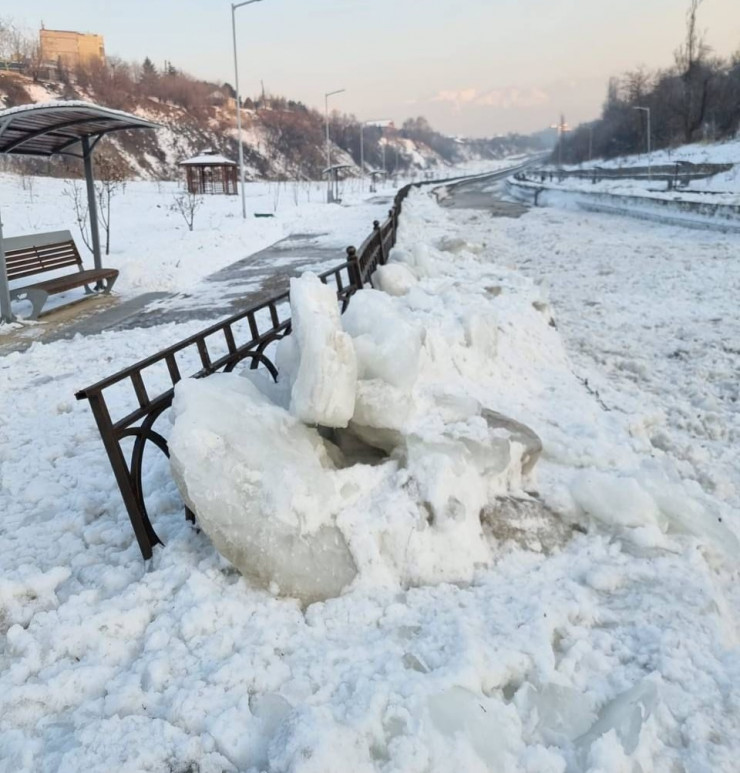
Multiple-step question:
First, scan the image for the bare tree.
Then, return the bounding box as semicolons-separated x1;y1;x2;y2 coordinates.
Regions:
62;180;94;255
95;154;128;255
675;0;714;141
171;191;203;232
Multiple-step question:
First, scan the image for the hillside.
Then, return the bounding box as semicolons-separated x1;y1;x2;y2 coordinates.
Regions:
0;70;541;182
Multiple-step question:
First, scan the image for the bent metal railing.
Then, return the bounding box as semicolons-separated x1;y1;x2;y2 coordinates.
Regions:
75;186;410;559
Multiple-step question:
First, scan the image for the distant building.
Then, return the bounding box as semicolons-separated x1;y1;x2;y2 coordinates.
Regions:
39;28;105;70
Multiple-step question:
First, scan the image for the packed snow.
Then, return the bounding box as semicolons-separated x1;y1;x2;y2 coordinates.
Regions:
0;169;738;772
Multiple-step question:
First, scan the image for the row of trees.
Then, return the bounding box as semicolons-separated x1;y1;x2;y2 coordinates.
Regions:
556;0;740;165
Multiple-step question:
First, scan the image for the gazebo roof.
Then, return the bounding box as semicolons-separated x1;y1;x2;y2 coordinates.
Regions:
180;152;237;167
0;100;159;158
322;164;355;175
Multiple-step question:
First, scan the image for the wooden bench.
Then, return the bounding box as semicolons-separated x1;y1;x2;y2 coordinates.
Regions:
4;230;118;319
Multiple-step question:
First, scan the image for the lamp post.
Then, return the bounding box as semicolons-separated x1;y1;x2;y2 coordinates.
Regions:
360;119;391;191
232;0;263;219
633;106;652;180
588;124;594;162
325;88;345;202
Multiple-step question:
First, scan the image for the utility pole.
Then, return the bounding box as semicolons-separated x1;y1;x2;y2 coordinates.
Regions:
231;0;264;219
324;88;345;203
633;106;652;181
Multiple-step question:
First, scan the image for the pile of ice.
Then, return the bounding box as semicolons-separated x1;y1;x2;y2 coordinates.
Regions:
170;263;546;603
170;191;738;604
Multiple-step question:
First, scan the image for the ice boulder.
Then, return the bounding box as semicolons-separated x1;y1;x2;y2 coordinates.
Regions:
169;374;357;604
570;471;663;530
342;289;423;389
575;677;660;763
285;273;357;428
372;262;418;296
427;686;522;769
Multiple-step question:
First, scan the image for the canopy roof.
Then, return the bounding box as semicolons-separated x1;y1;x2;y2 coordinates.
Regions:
0;100;159;158
180;152;236;167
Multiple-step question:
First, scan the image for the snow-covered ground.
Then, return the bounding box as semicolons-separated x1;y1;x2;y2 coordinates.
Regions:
0;174;394;314
0;172;738;771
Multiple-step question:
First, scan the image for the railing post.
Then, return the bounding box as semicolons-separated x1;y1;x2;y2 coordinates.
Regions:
347;246;363;290
373;220;387;265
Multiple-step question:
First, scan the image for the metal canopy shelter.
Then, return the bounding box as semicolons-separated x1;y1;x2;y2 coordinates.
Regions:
0;101;159;322
322;164;354;204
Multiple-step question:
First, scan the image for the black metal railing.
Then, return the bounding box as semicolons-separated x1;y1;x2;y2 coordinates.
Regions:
76;185;411;558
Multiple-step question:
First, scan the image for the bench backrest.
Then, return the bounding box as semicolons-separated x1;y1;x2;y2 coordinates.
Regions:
3;230;82;281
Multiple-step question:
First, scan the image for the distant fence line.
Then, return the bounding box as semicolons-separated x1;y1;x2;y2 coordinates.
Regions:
517;161;732;190
506;176;740;233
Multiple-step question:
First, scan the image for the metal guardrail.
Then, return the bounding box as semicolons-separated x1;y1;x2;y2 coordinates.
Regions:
519;161;732;188
75;185;411;558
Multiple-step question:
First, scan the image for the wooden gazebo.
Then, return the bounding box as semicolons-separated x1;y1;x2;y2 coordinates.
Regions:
179;150;238;195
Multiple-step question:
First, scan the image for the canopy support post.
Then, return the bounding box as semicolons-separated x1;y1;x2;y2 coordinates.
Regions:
82;135;102;273
0;209;15;323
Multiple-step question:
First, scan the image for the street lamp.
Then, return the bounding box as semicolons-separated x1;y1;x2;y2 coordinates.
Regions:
325;88;345;202
232;0;263;219
633;106;652;180
360;119;391;191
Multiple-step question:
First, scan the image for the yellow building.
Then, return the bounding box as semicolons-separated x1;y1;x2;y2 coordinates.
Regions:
39;29;105;69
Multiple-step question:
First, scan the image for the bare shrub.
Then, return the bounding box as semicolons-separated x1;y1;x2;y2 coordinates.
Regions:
171;191;203;232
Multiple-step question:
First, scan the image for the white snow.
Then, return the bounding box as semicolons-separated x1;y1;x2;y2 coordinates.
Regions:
0;166;738;771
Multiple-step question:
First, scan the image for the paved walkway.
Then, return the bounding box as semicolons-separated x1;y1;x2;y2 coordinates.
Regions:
0;231;353;354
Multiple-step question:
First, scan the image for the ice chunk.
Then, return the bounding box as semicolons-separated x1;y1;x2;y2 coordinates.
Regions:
576;677;660;759
373;263;418;296
342;289;423;389
482;409;542;477
351;379;413;432
515;682;596;742
639;477;740;560
464;313;498;359
288;273;357;428
570;471;663;529
169;374;357;604
428;686;520;768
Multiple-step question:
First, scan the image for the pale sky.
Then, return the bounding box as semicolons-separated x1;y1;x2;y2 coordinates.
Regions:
17;0;740;137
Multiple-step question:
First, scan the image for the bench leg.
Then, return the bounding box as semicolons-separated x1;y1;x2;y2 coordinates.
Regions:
25;289;48;320
103;274;118;295
83;275;117;295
